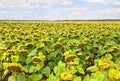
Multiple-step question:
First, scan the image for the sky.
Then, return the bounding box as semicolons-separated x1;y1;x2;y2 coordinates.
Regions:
0;0;120;20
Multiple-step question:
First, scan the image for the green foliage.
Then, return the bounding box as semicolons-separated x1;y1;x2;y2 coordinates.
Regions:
41;66;51;77
8;76;16;81
0;22;120;81
87;66;98;72
73;76;81;81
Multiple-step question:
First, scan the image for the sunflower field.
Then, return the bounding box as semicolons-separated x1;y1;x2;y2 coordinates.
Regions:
0;21;120;81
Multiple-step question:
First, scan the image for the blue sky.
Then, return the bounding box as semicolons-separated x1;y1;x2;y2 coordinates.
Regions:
0;0;120;20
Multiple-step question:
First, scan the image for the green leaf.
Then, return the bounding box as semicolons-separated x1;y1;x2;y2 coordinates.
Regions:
83;75;91;81
49;74;58;81
91;74;104;81
39;52;46;59
87;66;98;72
41;66;51;77
54;66;59;75
58;61;66;69
99;49;106;55
70;66;77;74
74;76;81;81
105;54;113;60
29;66;36;73
17;73;25;81
115;59;120;70
26;56;32;64
28;74;42;81
2;69;9;80
53;61;66;76
76;65;85;74
35;63;44;71
91;71;104;81
8;76;16;81
28;49;38;56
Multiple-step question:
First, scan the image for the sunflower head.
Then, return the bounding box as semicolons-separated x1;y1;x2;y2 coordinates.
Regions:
19;49;28;53
67;61;79;66
37;43;45;50
60;72;73;80
65;54;77;62
7;63;22;72
54;43;62;49
78;42;86;48
32;56;43;64
26;43;34;49
0;47;7;52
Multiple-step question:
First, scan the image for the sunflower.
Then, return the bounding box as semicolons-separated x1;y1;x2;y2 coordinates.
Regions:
54;43;62;49
65;54;77;62
78;42;86;48
60;72;73;80
32;56;43;64
7;63;22;72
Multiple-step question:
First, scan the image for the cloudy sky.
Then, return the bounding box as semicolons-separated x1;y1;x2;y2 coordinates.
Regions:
0;0;120;20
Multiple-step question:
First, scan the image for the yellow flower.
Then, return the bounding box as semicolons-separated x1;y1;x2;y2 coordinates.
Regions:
7;63;22;72
60;72;73;80
26;43;33;49
32;56;43;64
65;54;77;62
78;42;86;48
54;43;62;49
0;47;7;52
19;49;28;53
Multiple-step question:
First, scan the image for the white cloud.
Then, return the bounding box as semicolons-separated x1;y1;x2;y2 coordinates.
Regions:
57;7;120;20
0;0;26;5
0;11;23;19
112;1;120;6
0;0;72;8
85;0;106;4
85;0;116;5
0;0;119;20
0;0;34;8
28;0;72;5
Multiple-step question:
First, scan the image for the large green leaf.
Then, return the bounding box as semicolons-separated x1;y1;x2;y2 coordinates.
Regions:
28;74;42;81
74;76;81;81
17;73;25;81
115;59;120;70
49;74;58;81
91;71;104;81
26;56;32;64
8;76;16;81
87;65;98;72
76;65;85;74
41;66;51;77
83;75;91;81
29;65;36;73
28;49;38;56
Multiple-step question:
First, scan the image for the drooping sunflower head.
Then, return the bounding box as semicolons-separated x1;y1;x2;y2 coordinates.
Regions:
37;43;45;50
78;42;86;48
7;63;22;72
0;47;7;52
65;54;77;62
7;48;16;53
54;43;62;49
26;43;34;49
67;61;79;66
32;56;43;64
60;72;73;80
19;49;28;53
